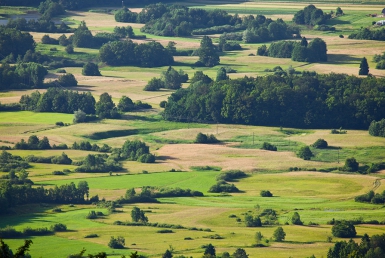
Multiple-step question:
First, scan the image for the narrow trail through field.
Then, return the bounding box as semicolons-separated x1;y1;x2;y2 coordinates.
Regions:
373;178;381;191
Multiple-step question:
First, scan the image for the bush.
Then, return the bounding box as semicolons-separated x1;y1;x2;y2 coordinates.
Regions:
108;236;125;249
260;190;273;197
195;132;219;144
262;142;277;151
58;73;78;86
312;138;328;148
343;157;359;172
84;233;99;238
50;223;67;232
297;146;314;160
157;229;174;233
369;119;385;137
216;170;246;182
82;62;101;76
331;221;356;238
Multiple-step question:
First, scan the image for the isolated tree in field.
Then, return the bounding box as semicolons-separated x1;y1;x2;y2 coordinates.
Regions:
273;227;286;242
245;214;262;227
131;206;148;223
255;231;264;245
297;146;314;160
108;236;125;249
198;36;220;67
331;221;356;238
58;73;77;86
203;243;216;257
232;248;249;258
73;109;86;123
117;96;135;112
344;157;359;172
162;249;173;258
359;57;369;75
260;190;273;197
144;77;165;91
312;138;328;149
82;62;101;76
308;38;327;62
291;212;303;225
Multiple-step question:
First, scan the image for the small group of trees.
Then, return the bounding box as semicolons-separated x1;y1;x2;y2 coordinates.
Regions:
331;220;357;238
261;142;277;151
14;135;51;150
292;5;332;26
114;140;156;163
349;27;385;41
369;119;385;137
74;154;123;173
258;37;328;63
208;170;244;193
144;66;188;91
195;133;219;144
131;207;148;223
0;62;48;90
355;190;385;204
297;146;314;160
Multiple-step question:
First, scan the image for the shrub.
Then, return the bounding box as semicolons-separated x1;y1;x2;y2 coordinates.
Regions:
343;157;359;172
65;44;74;54
86;210;98;219
260;190;273;197
312;138;328;148
369;119;385;137
108;236;125;249
82;62;101;76
58;73;78;86
331;221;356;238
84;233;99;238
195;132;219;144
297;146;314;160
157;229;174;233
50;223;67;232
216;170;246;182
262;142;277;151
291;212;303;225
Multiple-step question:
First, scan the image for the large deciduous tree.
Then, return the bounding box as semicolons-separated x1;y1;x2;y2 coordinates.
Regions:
95;92;119;119
198;36;220;67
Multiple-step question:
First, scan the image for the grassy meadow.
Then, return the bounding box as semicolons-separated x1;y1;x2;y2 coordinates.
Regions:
1;0;385;257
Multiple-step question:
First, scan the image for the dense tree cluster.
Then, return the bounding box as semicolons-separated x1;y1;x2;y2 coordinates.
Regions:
195;132;219;144
74;154;122;173
312;139;328;149
216;170;247;182
349;27;385;41
163;72;385;129
355;190;385;204
144;66;188;91
95;93;119;119
115;3;299;43
113;140;156;163
0;151;30;173
328;233;385;258
261;142;277;151
25;152;72;165
14;135;51;150
292;5;331;26
5;18;72;33
0;180;90;214
369;119;385;137
258;37;327;62
72;141;112;152
0;62;48;90
0;27;35;61
19;88;96;114
99;40;173;67
331;220;356;238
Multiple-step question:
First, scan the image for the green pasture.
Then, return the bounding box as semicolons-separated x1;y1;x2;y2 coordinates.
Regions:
0;111;73;124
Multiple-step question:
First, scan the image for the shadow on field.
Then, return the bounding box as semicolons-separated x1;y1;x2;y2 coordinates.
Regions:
156;155;176;161
67;85;96;92
327;54;362;64
327;19;351;26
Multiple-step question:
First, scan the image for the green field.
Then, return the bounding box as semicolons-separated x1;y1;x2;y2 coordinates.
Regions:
1;1;385;257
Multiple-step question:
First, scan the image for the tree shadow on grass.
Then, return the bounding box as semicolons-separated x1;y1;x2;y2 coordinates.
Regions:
327;19;351;26
327;54;362;65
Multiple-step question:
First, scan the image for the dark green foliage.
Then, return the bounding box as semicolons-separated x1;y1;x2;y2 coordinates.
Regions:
291;212;303;225
144;78;165;91
131;207;148;223
95;92;119;119
72;141;112;152
331;221;356;238
14;135;51;150
116;140;155;163
198;36;220;67
25;152;72;165
162;249;173;258
216;67;228;82
0;151;30;173
343;157;359;172
0;27;35;61
82;63;101;76
297;146;314;160
359;57;369;76
216;170;246;182
162;67;188;90
58;73;77;86
257;45;268;56
293;5;331;26
42;34;59;44
273;226;286;242
72;21;94;48
19;88;96;114
99;40;173;67
232;248;249;258
157;229;173;233
268;41;296;58
117;96;135;112
74;154;122;173
115;8;138;23
114;26;134;38
204;243;216;257
65;44;74;54
190;71;213;84
195;133;219;144
312;139;328;149
208;181;239;193
262;142;277;151
369;119;385;137
50;223;67;232
356;190;385;204
108;236;125;249
349;27;385;41
260;190;273;197
245;214;262;227
0;238;33;258
73;109;86;123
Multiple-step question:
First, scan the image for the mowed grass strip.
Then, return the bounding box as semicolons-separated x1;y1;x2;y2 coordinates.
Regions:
0;111;73;124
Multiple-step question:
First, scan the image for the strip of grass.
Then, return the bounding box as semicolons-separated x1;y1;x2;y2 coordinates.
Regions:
0;111;73;124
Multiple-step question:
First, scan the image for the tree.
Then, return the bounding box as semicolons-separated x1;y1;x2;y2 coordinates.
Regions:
255;231;264;245
312;138;328;149
336;7;343;16
198;36;220;67
216;67;228;82
232;248;248;258
162;250;173;258
144;77;164;91
58;73;77;86
108;236;125;249
260;190;273;197
204;243;216;257
15;62;48;87
131;206;148;223
273;227;286;242
297;146;314;160
72;21;94;48
73;109;86;123
344;157;359;172
291;212;303;225
359;57;369;76
117;96;135;112
65;44;74;54
95;92;119;119
82;62;101;76
162;66;186;90
332;221;356;238
308;38;327;62
245;214;262;227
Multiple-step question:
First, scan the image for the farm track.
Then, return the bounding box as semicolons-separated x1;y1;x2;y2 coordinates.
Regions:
373;178;381;191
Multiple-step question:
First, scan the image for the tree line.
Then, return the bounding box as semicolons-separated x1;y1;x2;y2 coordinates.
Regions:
162;72;385;129
115;3;300;43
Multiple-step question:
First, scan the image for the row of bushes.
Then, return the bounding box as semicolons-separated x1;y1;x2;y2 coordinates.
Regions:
0;224;67;238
